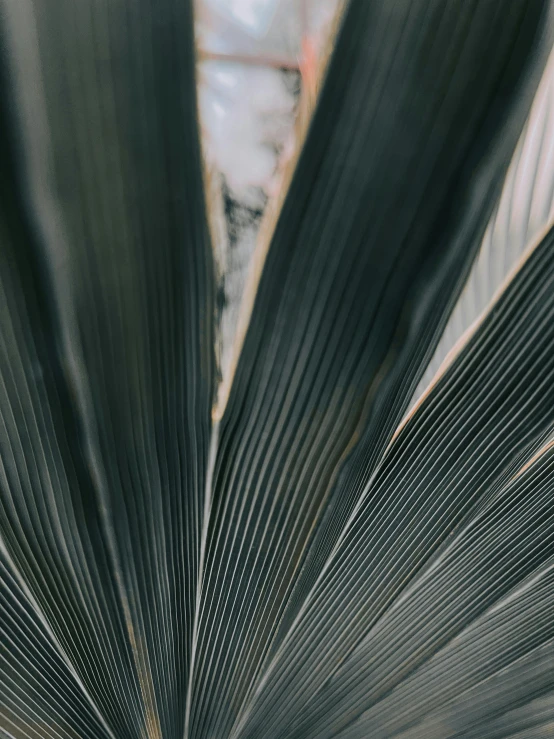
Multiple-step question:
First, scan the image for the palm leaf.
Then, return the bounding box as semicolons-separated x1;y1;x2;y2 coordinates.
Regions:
411;39;554;408
0;1;553;739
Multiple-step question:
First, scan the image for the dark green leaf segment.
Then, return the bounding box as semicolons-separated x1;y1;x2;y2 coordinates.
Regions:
0;1;553;738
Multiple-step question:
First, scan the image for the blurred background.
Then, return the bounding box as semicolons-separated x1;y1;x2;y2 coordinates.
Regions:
195;0;341;388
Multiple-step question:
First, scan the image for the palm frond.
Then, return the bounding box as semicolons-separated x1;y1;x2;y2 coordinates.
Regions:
1;1;553;739
1;1;212;736
235;223;554;738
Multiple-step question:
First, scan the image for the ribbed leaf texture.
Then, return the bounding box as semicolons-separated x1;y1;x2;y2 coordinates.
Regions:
1;1;554;738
